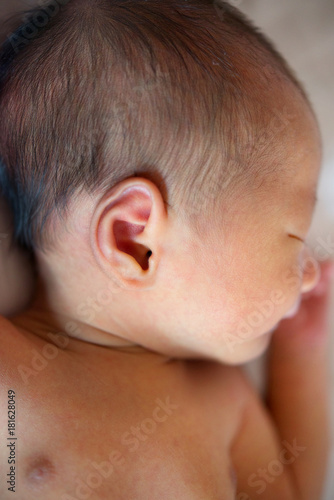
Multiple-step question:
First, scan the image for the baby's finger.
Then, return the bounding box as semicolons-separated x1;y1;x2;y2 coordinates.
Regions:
302;259;334;300
274;259;334;342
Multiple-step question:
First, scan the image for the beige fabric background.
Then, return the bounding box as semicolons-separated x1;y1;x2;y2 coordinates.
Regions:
0;1;333;498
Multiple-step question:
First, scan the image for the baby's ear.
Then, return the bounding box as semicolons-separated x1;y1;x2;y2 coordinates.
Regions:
90;178;167;289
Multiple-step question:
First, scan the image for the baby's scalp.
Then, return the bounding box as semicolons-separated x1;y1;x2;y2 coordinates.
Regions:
0;0;313;255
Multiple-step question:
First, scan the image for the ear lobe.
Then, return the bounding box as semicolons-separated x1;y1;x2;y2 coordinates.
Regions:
91;179;165;288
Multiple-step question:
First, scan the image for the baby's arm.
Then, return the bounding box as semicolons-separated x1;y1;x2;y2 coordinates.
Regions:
265;260;333;500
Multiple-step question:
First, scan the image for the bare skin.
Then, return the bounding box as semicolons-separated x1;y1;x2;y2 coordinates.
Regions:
0;264;332;499
0;80;331;498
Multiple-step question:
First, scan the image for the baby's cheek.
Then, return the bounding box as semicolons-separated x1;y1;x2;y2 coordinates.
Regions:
236;288;288;337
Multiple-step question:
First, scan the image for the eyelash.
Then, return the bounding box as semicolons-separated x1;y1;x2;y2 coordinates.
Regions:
288;234;305;244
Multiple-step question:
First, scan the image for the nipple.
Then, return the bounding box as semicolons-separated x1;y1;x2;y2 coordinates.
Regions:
26;456;56;487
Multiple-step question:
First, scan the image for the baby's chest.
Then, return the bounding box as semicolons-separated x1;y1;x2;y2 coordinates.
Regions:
2;359;246;499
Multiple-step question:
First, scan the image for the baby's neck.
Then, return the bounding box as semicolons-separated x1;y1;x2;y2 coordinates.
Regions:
10;279;164;358
10;304;175;369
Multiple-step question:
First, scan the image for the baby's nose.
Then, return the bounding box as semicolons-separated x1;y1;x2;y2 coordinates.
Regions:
300;245;321;293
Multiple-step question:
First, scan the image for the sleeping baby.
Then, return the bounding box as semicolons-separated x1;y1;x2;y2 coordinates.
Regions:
0;0;332;498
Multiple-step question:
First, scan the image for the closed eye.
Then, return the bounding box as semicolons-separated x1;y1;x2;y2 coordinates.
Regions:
288;234;305;243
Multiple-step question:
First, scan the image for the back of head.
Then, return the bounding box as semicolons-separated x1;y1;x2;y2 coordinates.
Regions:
0;0;311;254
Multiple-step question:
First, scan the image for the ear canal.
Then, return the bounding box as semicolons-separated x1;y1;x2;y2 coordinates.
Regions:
113;220;152;271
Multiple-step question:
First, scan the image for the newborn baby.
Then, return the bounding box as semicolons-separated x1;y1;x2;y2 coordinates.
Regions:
0;0;332;498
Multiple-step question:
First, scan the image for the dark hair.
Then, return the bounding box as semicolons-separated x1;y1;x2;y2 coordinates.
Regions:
0;0;311;253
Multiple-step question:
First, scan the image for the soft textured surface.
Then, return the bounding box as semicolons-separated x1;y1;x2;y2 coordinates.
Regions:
0;0;334;497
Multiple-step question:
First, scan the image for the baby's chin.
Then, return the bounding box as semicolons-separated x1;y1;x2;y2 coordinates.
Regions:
220;330;273;366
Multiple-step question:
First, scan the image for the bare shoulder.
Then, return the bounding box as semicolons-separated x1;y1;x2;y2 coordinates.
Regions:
180;359;254;416
111;359;250;499
228;365;298;500
179;360;297;499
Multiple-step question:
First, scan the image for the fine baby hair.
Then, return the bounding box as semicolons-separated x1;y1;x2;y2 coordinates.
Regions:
0;0;311;253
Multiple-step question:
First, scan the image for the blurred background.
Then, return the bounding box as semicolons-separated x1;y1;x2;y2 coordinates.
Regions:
0;0;333;498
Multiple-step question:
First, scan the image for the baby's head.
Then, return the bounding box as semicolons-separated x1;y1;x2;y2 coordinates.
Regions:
0;0;322;364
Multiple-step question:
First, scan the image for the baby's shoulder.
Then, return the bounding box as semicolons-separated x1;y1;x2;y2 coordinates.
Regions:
179;358;257;422
114;359;249;498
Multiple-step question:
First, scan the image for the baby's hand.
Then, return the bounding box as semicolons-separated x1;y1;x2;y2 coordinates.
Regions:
302;259;334;298
275;259;334;346
265;259;334;500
